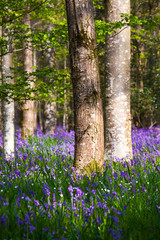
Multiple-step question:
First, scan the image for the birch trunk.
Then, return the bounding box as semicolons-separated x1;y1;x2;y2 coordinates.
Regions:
66;0;104;172
104;0;132;160
2;26;15;158
22;12;35;138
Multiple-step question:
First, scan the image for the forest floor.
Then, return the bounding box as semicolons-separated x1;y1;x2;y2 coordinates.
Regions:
0;127;160;240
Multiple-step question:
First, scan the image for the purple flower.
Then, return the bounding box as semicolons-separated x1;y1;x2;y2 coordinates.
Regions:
29;225;36;233
25;196;31;202
43;183;50;196
25;213;30;224
29;190;36;196
43;228;50;232
116;211;122;215
68;185;73;197
1;214;7;228
16;198;21;208
17;220;23;225
92;190;96;194
34;199;40;206
75;187;84;197
112;191;117;196
142;186;146;192
156;205;160;213
123;205;127;210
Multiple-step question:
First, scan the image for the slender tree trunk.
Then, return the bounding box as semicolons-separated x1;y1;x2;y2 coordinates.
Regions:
43;100;57;134
65;0;104;172
42;26;57;134
68;90;74;132
63;53;68;131
104;0;132;160
63;83;68;131
33;49;38;131
22;12;35;138
38;101;43;131
2;26;15;158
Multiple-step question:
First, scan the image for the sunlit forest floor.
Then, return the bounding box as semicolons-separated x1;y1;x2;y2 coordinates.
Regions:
0;127;160;240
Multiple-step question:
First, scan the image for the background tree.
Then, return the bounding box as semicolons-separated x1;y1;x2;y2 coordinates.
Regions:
65;0;104;172
42;24;57;134
131;0;160;127
0;0;71;131
22;9;35;138
1;23;15;158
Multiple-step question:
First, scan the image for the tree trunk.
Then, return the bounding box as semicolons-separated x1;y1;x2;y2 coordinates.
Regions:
63;53;68;131
43;101;57;134
38;101;43;131
104;0;132;160
65;0;104;172
2;26;15;158
33;49;38;131
42;26;57;134
22;12;35;138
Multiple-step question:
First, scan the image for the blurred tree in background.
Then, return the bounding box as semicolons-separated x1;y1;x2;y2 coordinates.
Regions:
131;0;160;127
0;0;72;135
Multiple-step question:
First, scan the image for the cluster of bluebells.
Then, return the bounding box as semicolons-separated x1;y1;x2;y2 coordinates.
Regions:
0;127;160;239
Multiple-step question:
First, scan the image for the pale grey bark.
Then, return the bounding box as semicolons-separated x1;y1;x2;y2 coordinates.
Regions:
2;26;15;158
33;50;38;131
104;0;132;160
63;91;68;130
66;0;104;172
43;101;57;134
63;54;68;130
38;101;43;131
42;25;57;134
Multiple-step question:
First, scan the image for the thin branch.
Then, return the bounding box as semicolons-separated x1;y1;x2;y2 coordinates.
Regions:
0;47;27;57
112;26;128;38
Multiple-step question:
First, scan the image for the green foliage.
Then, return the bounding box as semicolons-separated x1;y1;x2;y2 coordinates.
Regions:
0;0;70;106
95;13;160;44
0;67;71;103
130;0;160;127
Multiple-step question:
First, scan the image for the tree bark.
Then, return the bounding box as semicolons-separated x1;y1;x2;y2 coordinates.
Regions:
63;53;68;131
65;0;104;172
42;25;57;134
33;49;38;131
2;26;15;158
43;101;57;134
22;12;35;138
104;0;132;160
